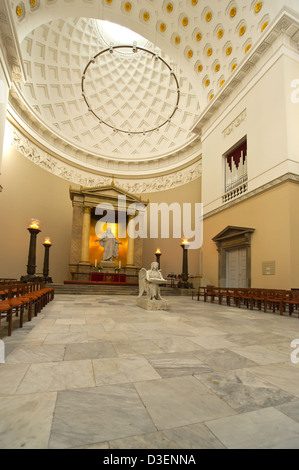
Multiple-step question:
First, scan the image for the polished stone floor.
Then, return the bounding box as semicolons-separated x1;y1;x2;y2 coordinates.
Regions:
1;294;299;449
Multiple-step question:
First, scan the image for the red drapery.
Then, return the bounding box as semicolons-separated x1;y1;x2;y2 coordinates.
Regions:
226;140;247;171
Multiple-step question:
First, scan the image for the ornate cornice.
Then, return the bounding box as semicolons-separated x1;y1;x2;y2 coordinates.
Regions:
0;0;26;85
204;172;299;219
9;122;202;194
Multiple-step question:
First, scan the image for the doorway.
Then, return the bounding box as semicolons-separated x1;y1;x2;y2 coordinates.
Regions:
212;226;255;288
226;248;247;288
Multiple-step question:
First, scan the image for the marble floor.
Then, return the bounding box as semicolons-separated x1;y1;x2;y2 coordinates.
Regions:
1;294;299;449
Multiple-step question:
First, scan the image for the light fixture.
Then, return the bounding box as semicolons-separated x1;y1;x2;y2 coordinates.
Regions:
82;45;181;135
43;238;53;283
155;249;162;269
178;239;193;289
21;219;42;281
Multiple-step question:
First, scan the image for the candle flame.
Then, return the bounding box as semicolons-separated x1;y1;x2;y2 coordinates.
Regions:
44;238;51;244
182;239;189;245
28;219;40;229
155;249;161;254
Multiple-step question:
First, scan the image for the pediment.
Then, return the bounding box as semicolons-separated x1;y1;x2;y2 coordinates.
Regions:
70;184;147;207
213;226;255;242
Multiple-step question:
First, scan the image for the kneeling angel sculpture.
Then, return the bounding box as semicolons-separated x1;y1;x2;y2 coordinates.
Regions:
138;261;166;300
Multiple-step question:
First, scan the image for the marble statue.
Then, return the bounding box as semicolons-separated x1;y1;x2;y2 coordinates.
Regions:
137;261;170;310
95;228;122;261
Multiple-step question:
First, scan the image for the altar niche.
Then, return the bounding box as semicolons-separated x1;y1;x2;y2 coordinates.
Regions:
69;184;147;282
89;215;127;269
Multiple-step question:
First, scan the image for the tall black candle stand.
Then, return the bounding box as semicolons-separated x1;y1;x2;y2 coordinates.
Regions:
43;241;53;283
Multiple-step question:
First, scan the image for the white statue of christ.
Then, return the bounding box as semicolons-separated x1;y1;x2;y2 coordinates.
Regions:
95;228;122;261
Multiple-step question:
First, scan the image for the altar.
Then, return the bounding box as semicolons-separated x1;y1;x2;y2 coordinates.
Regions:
68;184;147;282
90;272;126;283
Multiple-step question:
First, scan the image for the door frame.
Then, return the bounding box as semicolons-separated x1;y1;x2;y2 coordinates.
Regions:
212;226;255;288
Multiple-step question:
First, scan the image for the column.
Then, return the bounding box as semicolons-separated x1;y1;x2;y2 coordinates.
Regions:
80;206;92;264
126;214;135;266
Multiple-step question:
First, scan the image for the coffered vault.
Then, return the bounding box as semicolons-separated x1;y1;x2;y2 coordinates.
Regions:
4;0;296;184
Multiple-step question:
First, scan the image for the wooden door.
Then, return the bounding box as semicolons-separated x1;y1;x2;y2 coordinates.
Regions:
226;248;247;288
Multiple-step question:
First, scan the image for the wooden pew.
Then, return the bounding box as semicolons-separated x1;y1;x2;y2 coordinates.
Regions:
204;286;219;303
281;291;299;317
200;286;299;319
218;288;231;306
191;287;205;301
0;281;55;336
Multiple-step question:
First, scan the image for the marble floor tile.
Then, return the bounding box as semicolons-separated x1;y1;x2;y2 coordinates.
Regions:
43;330;89;345
55;319;86;325
229;344;288;365
194;368;294;413
70;441;110;449
29;324;70;333
226;331;290;347
188;335;236;350
152;336;205;353
264;341;297;361
2;295;299;449
48;383;156;449
0;392;57;449
21;332;49;344
134;376;236;430
193;348;259;371
92;356;161;385
5;344;66;364
112;339;164;355
276;399;299;422
64;341;117;361
249;363;299;398
87;330;129;342
206;407;299;449
109;422;225;449
146;352;213;378
0;363;30;396
16;359;95;394
101;319;136;332
85;316;107;325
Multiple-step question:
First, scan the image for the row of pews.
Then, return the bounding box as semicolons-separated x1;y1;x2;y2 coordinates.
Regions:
0;279;54;336
192;286;299;317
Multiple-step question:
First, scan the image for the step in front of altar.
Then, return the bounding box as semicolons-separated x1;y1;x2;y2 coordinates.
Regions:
51;283;187;296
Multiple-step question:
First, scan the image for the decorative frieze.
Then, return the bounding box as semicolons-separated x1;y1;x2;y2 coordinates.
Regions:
222;109;247;138
9;123;202;194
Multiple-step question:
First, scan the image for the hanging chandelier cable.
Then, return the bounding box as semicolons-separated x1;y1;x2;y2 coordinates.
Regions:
81;45;180;135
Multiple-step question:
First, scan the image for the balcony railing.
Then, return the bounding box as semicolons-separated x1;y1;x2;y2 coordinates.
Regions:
223;181;248;203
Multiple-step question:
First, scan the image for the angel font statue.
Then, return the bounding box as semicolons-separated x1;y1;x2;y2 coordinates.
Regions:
138;261;166;300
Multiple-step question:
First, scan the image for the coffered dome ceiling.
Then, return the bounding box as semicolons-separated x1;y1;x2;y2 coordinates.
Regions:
6;0;283;183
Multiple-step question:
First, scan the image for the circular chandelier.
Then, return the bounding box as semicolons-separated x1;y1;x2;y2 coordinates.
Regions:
81;45;180;135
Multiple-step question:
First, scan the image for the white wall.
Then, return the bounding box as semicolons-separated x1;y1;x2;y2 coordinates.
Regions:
202;53;298;215
0;67;9;174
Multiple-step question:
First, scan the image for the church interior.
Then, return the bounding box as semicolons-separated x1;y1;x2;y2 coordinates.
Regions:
0;0;299;451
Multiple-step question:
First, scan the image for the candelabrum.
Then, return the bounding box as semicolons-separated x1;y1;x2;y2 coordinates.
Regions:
43;238;53;283
21;219;44;282
178;240;193;289
155;249;162;269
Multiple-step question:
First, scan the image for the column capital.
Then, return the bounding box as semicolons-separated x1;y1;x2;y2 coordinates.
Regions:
83;206;92;214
